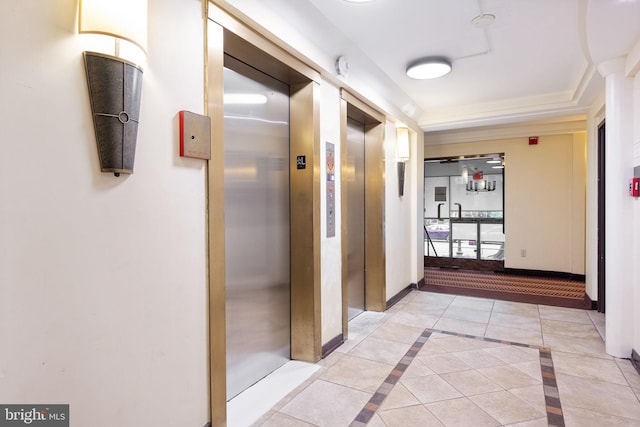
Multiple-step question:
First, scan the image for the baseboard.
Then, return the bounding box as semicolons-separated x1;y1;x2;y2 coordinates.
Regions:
386;283;416;309
502;268;585;282
583;293;596;310
631;349;640;376
417;277;425;288
322;333;344;359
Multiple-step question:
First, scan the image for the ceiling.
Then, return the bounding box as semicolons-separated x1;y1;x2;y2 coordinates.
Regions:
222;0;640;132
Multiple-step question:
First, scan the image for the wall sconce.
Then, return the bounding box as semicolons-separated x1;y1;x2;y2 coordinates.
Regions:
79;0;148;176
396;127;410;196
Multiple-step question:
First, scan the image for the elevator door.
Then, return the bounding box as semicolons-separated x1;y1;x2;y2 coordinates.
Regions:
224;58;291;400
346;118;366;320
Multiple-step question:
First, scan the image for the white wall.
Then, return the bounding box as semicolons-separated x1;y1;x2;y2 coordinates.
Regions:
426;133;586;275
630;39;640;356
0;1;209;426
319;83;343;344
385;123;415;300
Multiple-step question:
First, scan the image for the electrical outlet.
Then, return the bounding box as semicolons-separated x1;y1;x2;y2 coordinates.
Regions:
521;249;527;257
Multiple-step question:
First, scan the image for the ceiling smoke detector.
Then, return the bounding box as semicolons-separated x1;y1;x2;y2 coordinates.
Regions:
472;13;496;29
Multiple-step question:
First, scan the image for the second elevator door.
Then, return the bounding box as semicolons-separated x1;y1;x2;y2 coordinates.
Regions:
346;118;366;320
224;57;291;400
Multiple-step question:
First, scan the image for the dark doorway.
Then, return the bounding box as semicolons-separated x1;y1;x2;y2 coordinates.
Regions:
597;121;606;313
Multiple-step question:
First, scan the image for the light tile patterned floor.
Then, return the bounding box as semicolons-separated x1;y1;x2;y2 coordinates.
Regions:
240;291;640;427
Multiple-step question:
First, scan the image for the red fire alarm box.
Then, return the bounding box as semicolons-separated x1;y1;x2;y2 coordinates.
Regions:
630;178;640;197
529;136;539;145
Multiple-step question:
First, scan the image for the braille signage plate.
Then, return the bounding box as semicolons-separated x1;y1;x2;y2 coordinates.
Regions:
297;155;306;170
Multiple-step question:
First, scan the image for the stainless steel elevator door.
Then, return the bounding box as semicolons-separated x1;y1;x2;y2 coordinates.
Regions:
346;118;366;320
223;58;291;400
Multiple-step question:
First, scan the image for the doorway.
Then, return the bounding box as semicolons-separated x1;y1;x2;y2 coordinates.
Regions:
423;155;505;271
597;121;606;313
346;117;366;320
223;56;291;400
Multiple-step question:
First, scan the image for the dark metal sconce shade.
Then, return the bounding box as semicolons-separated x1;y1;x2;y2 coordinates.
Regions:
397;161;406;197
83;52;143;175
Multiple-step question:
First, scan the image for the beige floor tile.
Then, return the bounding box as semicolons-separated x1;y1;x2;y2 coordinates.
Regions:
335;333;367;354
369;321;425;345
377;404;445;427
451;349;506;369
440;369;504;396
510;360;543;382
543;332;610;359
541;318;602;339
387;310;440;329
538;305;593;324
402;358;437;379
401;375;463;403
434;317;488;336
402;301;448;317
504;418;548;427
552;351;628;385
508;384;546;414
428;335;499;352
492;300;540;318
348;336;411;365
483;345;540;364
469;390;545;425
616;358;640;388
489;312;542;332
484;324;543;346
258;412;318;427
586;310;605;334
349;311;387;334
556;373;640;421
319;354;393;393
411;291;456;306
450;295;495;312
378;382;421;411
563;404;640;427
365;413;387;427
443;305;492;323
477;365;541;390
426;397;500;427
416;339;448;356
634;387;640;400
279;380;370;427
418;353;472;374
315;350;344;369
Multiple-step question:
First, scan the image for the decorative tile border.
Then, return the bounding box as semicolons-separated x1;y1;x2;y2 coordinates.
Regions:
349;329;432;427
540;346;565;427
350;328;565;426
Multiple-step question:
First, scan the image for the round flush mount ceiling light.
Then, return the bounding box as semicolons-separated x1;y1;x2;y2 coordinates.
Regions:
406;56;452;79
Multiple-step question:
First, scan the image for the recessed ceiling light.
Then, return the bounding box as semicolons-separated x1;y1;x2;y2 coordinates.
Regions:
492;165;505;169
406;57;452;79
486;159;502;164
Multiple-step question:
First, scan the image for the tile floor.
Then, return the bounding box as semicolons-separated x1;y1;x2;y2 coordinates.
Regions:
228;290;640;427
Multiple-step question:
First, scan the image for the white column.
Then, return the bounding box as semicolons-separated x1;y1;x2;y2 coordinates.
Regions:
597;57;634;358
